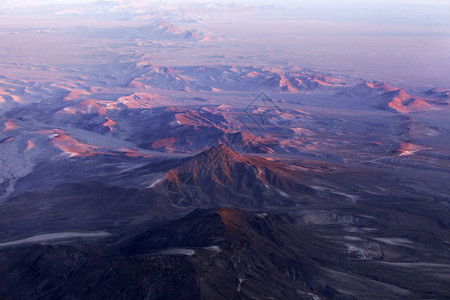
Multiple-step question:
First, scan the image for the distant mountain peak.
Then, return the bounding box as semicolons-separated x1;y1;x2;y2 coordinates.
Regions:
153;18;171;27
364;81;398;92
376;88;435;114
151;19;183;34
386;88;409;98
135;19;204;41
425;88;450;98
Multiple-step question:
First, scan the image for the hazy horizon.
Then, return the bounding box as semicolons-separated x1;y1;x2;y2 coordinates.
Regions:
0;0;448;88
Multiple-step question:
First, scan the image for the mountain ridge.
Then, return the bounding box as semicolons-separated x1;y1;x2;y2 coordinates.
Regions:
151;145;315;208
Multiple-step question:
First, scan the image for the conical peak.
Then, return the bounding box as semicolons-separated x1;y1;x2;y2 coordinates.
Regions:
196;144;244;164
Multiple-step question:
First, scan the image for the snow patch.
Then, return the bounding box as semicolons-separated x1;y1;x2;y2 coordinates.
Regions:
159;248;196;256
148;176;165;188
203;245;222;253
0;232;111;248
372;237;415;247
276;189;289;197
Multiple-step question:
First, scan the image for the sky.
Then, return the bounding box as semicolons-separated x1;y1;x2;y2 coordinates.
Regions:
0;0;449;28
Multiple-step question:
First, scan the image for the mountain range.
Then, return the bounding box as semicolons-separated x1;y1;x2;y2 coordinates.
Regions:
0;12;449;299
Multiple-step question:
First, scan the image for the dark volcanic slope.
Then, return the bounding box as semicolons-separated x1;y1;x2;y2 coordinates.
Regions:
151;145;315;208
1;208;448;299
0;146;315;242
0;208;323;300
